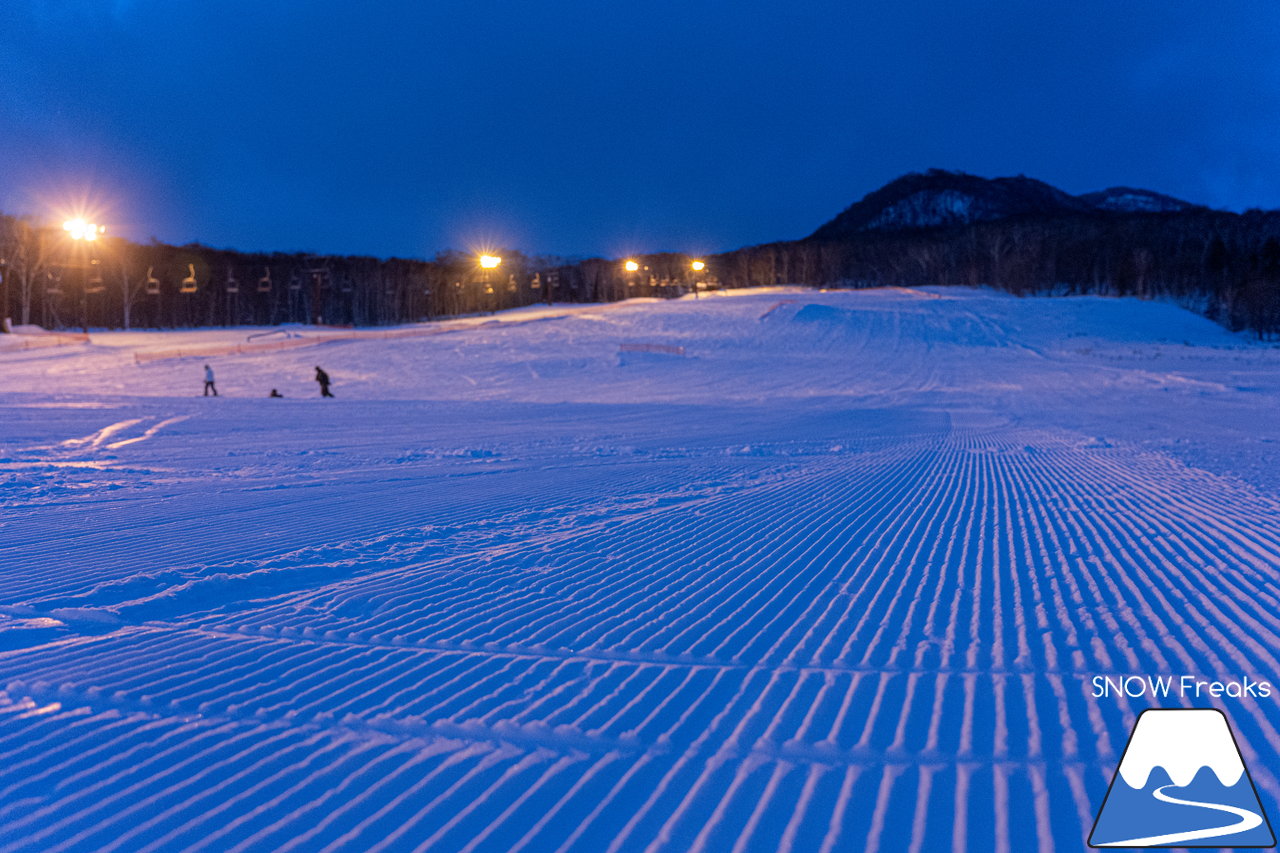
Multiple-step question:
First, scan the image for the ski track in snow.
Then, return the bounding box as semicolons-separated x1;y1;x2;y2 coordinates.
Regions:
1;288;1280;851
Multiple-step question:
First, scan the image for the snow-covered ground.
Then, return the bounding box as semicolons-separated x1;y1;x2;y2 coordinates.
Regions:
2;287;1280;851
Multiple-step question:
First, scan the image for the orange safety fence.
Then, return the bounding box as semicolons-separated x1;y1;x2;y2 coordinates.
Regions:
618;342;686;356
130;322;484;364
0;331;91;349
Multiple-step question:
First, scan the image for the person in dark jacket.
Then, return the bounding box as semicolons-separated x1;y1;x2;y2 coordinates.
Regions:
315;366;334;398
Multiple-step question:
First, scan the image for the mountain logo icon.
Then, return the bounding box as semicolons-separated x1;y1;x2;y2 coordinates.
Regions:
1090;708;1275;847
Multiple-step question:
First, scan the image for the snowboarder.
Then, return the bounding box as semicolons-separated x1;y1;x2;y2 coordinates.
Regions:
315;366;334;398
268;388;283;398
203;364;218;396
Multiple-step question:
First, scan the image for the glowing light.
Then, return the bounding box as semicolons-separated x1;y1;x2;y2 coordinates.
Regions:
624;260;640;272
479;254;502;269
63;218;103;241
690;260;706;272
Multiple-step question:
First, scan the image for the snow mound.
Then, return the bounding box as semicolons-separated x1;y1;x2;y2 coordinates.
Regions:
791;303;857;325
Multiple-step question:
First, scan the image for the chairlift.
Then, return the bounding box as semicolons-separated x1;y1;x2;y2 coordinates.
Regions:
145;266;161;296
226;269;239;294
258;267;272;293
340;277;353;294
179;263;198;294
531;273;541;290
288;272;302;291
46;270;64;296
507;274;517;293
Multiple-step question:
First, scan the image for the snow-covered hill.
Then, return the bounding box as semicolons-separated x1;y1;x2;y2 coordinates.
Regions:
809;169;1204;237
2;288;1279;852
1077;186;1199;213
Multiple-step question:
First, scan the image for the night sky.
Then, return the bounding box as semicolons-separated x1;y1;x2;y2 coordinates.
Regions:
2;1;1277;260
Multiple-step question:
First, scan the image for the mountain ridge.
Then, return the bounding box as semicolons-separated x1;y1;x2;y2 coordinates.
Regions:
808;169;1205;240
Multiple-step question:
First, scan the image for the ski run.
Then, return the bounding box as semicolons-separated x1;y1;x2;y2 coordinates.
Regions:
3;286;1280;852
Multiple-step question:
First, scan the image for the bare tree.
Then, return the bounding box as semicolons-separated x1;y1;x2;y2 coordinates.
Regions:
114;240;146;329
8;218;61;327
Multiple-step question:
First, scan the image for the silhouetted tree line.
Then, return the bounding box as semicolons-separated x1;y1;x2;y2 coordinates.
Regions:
4;208;1279;338
0;213;724;332
709;210;1280;339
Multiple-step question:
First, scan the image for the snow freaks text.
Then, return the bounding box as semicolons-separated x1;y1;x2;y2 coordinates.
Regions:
1091;675;1273;700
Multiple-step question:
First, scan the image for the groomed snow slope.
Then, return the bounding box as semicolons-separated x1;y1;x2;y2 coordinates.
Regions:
2;287;1280;852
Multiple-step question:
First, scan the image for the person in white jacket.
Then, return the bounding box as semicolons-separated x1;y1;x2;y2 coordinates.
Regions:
203;364;218;397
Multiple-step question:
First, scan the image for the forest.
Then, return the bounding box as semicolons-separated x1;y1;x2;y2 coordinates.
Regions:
712;208;1280;338
3;202;1279;339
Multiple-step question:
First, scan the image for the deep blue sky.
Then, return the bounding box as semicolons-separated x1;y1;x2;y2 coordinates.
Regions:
2;1;1277;259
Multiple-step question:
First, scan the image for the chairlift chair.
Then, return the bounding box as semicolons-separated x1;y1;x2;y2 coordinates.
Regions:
145;267;161;296
226;269;239;294
46;270;64;296
85;258;105;294
531;273;541;289
289;272;302;291
179;263;198;294
257;267;272;293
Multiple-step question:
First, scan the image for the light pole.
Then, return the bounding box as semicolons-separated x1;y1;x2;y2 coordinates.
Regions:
63;218;105;333
478;254;501;314
690;259;706;300
624;259;640;297
0;257;8;333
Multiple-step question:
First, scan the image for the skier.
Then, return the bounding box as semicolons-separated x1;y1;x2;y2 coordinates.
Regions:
203;364;218;397
269;388;283;398
315;365;334;398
